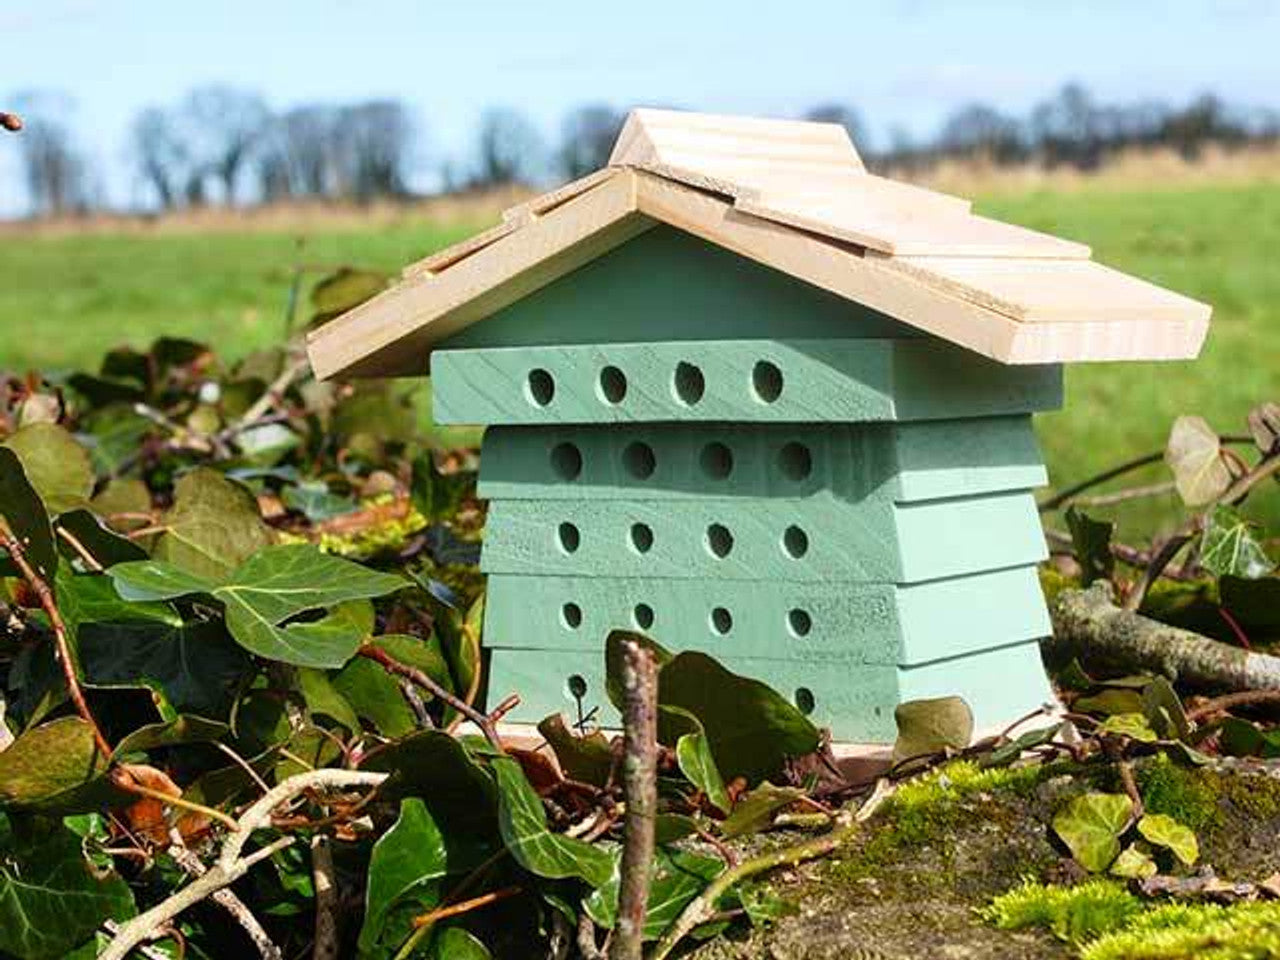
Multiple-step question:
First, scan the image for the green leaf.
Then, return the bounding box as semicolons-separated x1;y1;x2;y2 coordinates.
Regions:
1052;792;1135;872
361;731;498;841
605;631;673;711
1165;415;1234;506
297;668;360;733
490;756;613;887
1200;505;1275;579
0;447;57;585
982;723;1064;768
1142;677;1191;741
113;715;228;758
676;730;730;814
113;545;405;668
584;846;724;940
55;509;148;567
357;798;448;956
282;481;358;522
434;594;485;718
428;927;492;959
79;619;249;718
2;423;94;514
1110;844;1158;879
538;714;614;787
720;782;805;839
0;816;135;960
1065;507;1115;585
1137;813;1199;866
1097;713;1159;743
311;267;389;320
333;657;416;738
892;696;974;762
657;651;820;784
153;467;275;581
0;718;110;811
1074;688;1145;716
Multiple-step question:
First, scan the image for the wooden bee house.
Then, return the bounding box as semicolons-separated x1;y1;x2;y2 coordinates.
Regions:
308;109;1211;741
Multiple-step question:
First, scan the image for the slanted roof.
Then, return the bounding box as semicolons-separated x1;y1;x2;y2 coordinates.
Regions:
308;109;1211;380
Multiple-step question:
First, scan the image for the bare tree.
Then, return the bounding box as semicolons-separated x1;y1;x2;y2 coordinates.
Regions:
10;91;90;215
179;86;269;204
131;106;187;210
334;100;413;201
255;104;339;200
939;103;1026;164
558;104;624;178
473;106;544;187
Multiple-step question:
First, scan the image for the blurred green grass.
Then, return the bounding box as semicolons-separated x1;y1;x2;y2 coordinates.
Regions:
0;183;1275;536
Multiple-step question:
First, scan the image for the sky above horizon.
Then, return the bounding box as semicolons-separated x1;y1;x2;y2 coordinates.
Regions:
1;0;1276;215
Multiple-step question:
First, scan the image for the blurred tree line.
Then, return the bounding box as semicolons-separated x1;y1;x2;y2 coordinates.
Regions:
5;82;1279;217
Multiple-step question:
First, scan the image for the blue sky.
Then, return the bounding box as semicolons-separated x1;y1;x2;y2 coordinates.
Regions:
1;0;1276;213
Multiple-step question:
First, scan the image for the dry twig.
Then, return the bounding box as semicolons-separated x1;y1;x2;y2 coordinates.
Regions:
612;641;658;960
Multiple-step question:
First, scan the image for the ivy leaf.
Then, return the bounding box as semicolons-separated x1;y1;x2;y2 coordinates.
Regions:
720;783;805;839
1110;844;1158;880
1097;713;1159;743
361;731;498;841
1247;401;1280;457
434;594;485;720
152;467;275;581
0;718;110;811
55;509;148;567
0;446;57;586
490;756;613;887
537;714;614;787
0;815;135;960
892;696;974;762
983;723;1064;768
583;847;724;940
310;267;389;323
1200;506;1275;579
356;798;448;957
1052;792;1135;872
1142;677;1190;742
1137;813;1199;866
658;651;820;784
675;730;730;814
428;927;492;958
297;668;361;734
2;423;94;514
1065;507;1115;585
112;545;405;668
113;715;229;758
1165;416;1234;506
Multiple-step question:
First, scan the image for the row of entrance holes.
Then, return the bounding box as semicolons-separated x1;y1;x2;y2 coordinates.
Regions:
550;437;814;484
558;599;813;639
563;670;817;717
556;518;811;562
526;359;786;409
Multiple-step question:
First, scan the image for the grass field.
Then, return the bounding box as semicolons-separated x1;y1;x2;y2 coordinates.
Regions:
1;183;1276;536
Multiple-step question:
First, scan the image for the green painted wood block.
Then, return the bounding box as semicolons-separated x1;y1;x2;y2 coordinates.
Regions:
484;638;1051;743
444;225;918;349
479;489;1047;584
483;564;1050;667
431;339;1063;426
477;416;1048;505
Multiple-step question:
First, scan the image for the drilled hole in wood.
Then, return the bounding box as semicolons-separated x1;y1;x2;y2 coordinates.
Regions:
788;608;813;638
526;368;555;406
779;442;813;481
634;603;655;630
710;606;733;635
558;522;580;553
705;523;734;559
783;525;809;559
623;441;656;479
562;602;583;629
699;441;733;479
752;360;783;403
795;687;816;715
550;442;583;480
599;365;627;404
674;361;705;405
630;522;654;553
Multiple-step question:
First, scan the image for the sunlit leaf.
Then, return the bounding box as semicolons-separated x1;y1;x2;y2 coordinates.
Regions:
720;782;805;839
152;467;275;581
676;730;730;814
2;423;94;514
1110;844;1158;879
1137;813;1199;866
1052;792;1134;872
538;714;613;787
584;846;723;940
893;696;974;761
1165;415;1233;506
0;718;110;811
1200;505;1275;579
1097;713;1159;743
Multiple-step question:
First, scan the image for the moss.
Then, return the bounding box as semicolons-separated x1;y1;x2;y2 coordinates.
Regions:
1081;900;1280;960
1217;770;1280;821
1136;753;1223;831
981;878;1142;945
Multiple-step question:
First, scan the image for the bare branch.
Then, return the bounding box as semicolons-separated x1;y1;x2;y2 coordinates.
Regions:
612;640;658;960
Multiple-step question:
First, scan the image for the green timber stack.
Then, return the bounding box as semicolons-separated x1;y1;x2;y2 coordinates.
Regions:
432;227;1058;742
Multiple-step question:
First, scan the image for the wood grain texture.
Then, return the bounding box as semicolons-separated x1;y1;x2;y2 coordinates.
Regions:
476;418;1048;505
479;489;1047;584
431;339;1063;426
483;565;1049;666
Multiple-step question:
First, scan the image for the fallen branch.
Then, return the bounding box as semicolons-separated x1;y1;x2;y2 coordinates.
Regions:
612;640;658;960
649;779;893;960
1048;582;1280;692
101;769;387;960
311;835;339;960
170;839;281;959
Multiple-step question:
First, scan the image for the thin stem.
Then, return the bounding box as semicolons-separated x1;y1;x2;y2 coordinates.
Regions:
111;771;240;832
1;530;112;757
1186;689;1280;722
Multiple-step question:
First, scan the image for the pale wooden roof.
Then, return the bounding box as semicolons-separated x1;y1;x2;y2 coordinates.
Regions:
308;108;1211;380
